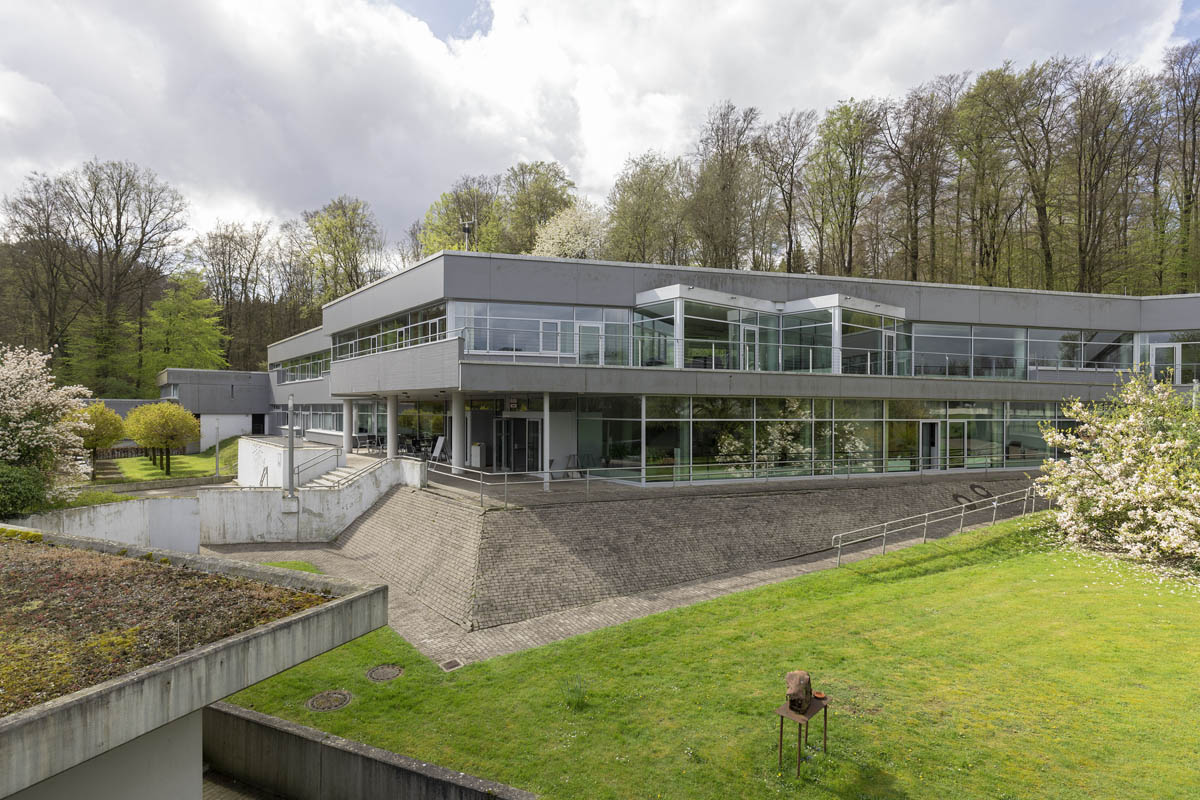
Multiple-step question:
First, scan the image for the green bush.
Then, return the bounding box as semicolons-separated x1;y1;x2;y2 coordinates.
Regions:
0;465;47;518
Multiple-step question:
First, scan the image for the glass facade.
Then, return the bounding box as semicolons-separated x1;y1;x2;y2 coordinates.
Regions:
269;403;343;433
270;351;331;383
332;301;447;361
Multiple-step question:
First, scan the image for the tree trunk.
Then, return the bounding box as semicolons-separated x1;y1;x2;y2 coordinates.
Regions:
165;449;171;476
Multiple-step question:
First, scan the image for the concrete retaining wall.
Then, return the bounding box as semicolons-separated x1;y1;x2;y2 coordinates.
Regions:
13;459;428;553
238;437;345;488
95;475;235;493
203;703;534;800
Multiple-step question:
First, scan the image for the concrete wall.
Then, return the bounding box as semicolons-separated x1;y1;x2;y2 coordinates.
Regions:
0;535;387;798
13;459;427;553
329;338;461;395
200;413;253;450
203;703;534;800
200;458;428;545
238;437;344;488
17;497;201;552
12;712;202;800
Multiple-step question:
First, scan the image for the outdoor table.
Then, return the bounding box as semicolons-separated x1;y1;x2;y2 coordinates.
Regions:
774;696;828;775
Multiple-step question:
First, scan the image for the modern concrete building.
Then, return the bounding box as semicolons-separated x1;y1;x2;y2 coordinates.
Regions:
156;368;271;450
250;251;1200;483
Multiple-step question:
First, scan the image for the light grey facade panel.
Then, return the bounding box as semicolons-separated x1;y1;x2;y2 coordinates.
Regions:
269;374;334;405
1139;295;1200;330
328;338;461;395
321;257;447;335
267;328;332;363
158;369;271;414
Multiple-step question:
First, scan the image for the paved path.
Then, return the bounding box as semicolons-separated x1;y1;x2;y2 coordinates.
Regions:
203;510;990;669
203;772;279;799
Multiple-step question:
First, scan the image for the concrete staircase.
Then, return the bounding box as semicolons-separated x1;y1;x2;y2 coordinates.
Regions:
301;465;359;488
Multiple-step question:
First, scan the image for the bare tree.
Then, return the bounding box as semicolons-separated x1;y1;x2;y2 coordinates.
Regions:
688;101;761;268
1162;40;1200;291
754;110;817;272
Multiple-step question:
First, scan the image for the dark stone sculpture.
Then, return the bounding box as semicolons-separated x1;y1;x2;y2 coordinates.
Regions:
786;670;813;714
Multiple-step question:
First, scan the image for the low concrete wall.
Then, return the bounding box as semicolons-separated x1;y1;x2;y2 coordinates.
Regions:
203;703;534;800
238;436;345;488
95;475;235;493
13;458;428;552
17;497;202;552
0;532;388;798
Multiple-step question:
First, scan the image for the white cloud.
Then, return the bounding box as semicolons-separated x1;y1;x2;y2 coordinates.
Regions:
0;0;1185;236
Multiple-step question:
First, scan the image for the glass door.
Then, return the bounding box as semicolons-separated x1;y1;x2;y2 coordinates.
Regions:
920;420;943;470
579;324;603;366
1152;343;1180;383
742;326;757;371
493;418;512;472
527;419;541;474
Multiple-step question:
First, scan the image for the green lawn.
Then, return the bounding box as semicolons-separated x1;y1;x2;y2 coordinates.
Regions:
25;489;135;514
231;516;1200;799
115;436;239;482
263;560;323;574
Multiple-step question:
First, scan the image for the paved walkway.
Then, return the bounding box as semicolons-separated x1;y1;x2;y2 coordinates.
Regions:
203;772;279;799
203;510;988;669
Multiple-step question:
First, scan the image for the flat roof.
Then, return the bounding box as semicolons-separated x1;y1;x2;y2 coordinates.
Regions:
0;532;326;717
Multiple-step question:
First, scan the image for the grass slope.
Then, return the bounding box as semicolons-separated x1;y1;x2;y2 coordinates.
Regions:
115;436;240;482
263;560;323;574
231;516;1200;799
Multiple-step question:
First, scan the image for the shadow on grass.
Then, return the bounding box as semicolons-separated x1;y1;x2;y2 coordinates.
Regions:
844;524;1050;586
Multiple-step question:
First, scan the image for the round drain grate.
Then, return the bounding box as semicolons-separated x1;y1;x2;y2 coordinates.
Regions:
366;664;404;682
305;690;352;712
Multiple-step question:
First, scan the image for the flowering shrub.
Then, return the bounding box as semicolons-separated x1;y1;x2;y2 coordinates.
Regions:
0;346;90;495
1037;371;1200;561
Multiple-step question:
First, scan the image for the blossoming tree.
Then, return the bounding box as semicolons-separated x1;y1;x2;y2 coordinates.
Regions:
1037;371;1200;561
0;345;90;513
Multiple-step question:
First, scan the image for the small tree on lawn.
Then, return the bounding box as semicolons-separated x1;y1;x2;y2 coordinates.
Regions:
73;403;125;480
125;403;200;476
1037;371;1200;562
0;345;90;508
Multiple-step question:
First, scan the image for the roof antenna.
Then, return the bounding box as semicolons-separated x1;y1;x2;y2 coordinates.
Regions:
460;218;475;251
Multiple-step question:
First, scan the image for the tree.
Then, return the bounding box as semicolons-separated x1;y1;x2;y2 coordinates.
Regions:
0;345;89;494
74;402;125;480
606;152;692;265
1162;40;1200;291
532;201;609;259
140;272;228;391
500;161;575;254
302;195;388;304
419;174;504;254
754;110;817;272
55;159;188;391
189;220;270;370
1;172;84;355
806;99;884;276
124;402;199;476
1038;372;1200;561
688;101;762;268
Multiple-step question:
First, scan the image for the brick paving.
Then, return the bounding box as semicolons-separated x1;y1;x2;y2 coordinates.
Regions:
204;472;1039;668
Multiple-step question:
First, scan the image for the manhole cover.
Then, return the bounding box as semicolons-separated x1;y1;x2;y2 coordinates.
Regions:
366;664;404;682
440;659;462;672
305;690;352;712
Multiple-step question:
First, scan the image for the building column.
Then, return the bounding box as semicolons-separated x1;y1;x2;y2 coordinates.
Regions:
451;391;465;475
385;395;397;459
341;398;353;454
543;391;550;490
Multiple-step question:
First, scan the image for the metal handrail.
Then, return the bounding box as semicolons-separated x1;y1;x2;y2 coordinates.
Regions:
830;485;1047;566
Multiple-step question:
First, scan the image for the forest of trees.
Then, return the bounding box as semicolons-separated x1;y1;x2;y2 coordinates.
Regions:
5;42;1200;396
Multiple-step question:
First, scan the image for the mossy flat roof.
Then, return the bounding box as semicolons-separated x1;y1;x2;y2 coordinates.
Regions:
0;531;326;717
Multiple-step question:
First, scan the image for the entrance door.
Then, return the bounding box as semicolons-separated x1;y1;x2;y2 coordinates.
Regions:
742;326;758;371
493;418;542;472
579;324;603;366
920;420;942;470
1152;343;1180;383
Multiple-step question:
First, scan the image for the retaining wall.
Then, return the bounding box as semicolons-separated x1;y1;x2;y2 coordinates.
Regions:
14;459;427;553
203;703;534;800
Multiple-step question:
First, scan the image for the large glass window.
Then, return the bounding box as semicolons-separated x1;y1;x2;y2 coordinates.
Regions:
912;323;971;376
269;350;332;383
782;310;833;372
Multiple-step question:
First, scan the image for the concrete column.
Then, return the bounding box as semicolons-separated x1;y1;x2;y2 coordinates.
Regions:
543;391;550;490
451;391;465;475
385;395;397;459
341;398;353;454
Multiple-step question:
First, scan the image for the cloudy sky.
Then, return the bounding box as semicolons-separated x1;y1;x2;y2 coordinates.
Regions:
2;0;1199;238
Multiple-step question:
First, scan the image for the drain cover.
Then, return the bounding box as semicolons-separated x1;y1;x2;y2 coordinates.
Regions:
439;659;462;672
305;690;352;712
366;664;404;682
